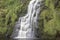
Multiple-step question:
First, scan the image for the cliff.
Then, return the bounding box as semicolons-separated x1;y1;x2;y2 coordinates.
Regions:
0;0;60;40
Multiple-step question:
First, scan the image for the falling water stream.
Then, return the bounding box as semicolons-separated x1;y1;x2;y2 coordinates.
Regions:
11;0;42;40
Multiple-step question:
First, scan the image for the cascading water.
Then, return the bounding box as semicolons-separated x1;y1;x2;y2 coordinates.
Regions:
11;0;42;40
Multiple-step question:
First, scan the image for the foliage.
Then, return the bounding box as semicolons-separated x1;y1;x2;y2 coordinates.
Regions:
0;0;60;40
39;0;60;40
0;0;30;38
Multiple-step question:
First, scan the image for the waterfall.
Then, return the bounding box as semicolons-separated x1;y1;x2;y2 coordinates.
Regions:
11;0;42;39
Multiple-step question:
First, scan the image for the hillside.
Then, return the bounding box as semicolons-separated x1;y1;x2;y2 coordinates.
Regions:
0;0;60;40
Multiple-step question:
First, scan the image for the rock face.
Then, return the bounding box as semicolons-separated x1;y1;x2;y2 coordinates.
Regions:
11;0;42;39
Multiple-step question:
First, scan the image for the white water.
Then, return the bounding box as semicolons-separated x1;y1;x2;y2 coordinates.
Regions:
11;0;42;39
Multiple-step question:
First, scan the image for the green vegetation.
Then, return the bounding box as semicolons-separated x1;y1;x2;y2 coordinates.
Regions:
0;0;60;40
39;0;60;40
0;0;30;39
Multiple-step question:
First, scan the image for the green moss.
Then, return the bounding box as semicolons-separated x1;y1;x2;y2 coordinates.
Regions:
0;0;30;37
39;0;60;39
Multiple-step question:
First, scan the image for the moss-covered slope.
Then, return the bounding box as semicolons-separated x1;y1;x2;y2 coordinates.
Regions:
39;0;60;40
0;0;30;38
0;0;60;40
